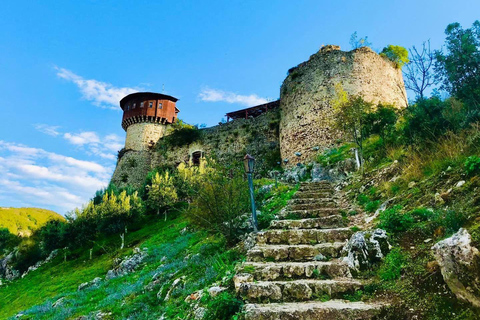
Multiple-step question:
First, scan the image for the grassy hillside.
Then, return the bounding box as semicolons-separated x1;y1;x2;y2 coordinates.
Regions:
0;208;64;236
0;212;243;320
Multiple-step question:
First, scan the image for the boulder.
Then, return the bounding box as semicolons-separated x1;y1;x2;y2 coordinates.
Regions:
342;229;390;272
194;307;206;319
432;228;480;307
78;277;102;291
105;248;148;280
0;252;19;281
282;164;307;183
208;286;227;297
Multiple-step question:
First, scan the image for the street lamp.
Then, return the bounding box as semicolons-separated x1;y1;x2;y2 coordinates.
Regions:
244;154;258;232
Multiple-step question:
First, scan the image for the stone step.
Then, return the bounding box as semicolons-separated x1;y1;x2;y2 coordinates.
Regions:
270;216;346;230
289;202;337;211
294;191;334;199
288;198;335;205
278;208;340;219
247;243;345;262
238;279;363;302
235;260;351;281
244;300;384;320
256;228;352;245
298;186;334;192
300;181;330;185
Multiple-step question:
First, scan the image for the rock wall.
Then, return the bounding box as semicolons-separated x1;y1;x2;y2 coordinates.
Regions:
111;110;281;188
279;45;407;166
153;110;281;173
125;122;169;151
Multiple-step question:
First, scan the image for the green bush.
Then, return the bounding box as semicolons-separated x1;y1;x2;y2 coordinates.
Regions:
380;45;409;68
365;200;381;213
0;228;20;252
378;248;405;281
204;292;243;320
377;206;414;233
465;155;480;176
187;163;249;245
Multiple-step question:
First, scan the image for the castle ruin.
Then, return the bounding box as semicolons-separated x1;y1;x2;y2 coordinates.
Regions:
113;45;407;186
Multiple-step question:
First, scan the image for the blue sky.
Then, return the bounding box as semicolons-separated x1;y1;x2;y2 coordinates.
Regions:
0;0;478;214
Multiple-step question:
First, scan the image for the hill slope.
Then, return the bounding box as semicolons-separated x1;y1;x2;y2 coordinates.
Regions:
0;208;64;237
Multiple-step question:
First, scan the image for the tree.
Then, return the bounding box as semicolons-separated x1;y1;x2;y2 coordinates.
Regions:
364;104;399;143
332;84;373;170
147;171;178;221
187;164;249;245
350;31;372;49
435;21;480;109
380;45;409;68
403;40;437;99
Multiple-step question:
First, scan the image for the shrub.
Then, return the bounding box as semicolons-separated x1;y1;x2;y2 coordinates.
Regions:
0;228;20;252
146;171;178;220
379;248;405;281
377;206;414;234
365;200;381;213
465;155;480;176
204;292;243;320
187;163;249;245
380;45;409;68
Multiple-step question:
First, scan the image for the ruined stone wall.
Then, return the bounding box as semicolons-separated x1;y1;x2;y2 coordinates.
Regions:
125;122;168;151
111;110;281;188
153;110;281;174
279;45;407;166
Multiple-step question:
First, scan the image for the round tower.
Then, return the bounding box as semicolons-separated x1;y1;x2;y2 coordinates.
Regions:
120;92;179;151
279;45;407;165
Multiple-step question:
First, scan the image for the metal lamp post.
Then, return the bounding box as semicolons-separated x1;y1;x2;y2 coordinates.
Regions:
244;154;258;232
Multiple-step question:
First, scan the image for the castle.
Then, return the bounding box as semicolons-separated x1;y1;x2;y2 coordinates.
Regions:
113;46;406;187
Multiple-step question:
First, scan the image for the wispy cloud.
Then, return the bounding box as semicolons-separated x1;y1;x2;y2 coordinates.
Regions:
34;124;61;137
55;67;140;109
0;141;113;213
35;125;123;161
64;131;100;146
199;87;268;107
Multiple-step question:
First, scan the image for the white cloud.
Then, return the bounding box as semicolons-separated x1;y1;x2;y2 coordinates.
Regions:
0;140;113;214
64;131;100;146
34;124;61;136
55;67;140;109
199;87;268;107
34;125;124;163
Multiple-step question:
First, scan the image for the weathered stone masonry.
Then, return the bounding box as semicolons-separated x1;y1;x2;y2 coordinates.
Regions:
279;45;407;166
111;45;408;186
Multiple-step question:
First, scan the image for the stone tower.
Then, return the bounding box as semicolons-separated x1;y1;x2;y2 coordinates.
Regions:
279;45;407;165
120;92;179;151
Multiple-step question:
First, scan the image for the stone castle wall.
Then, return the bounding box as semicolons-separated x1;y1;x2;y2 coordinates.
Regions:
279;45;407;166
125;122;168;151
111;110;281;188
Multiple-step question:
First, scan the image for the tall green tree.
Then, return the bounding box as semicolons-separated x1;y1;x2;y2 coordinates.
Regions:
147;171;178;221
435;21;480;109
332;84;373;170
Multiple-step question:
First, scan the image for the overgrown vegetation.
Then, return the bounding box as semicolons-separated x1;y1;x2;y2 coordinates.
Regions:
321;20;480;319
0;146;293;319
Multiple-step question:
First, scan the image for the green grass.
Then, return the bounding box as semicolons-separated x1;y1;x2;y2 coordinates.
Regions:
0;208;64;236
0;213;245;320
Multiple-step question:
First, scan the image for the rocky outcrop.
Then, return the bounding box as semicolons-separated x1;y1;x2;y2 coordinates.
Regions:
432;228;480;307
21;249;59;278
105;247;148;280
78;277;102;291
342;229;390;272
0;251;19;281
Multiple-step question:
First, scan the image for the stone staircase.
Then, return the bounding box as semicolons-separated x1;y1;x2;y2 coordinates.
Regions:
235;181;384;320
